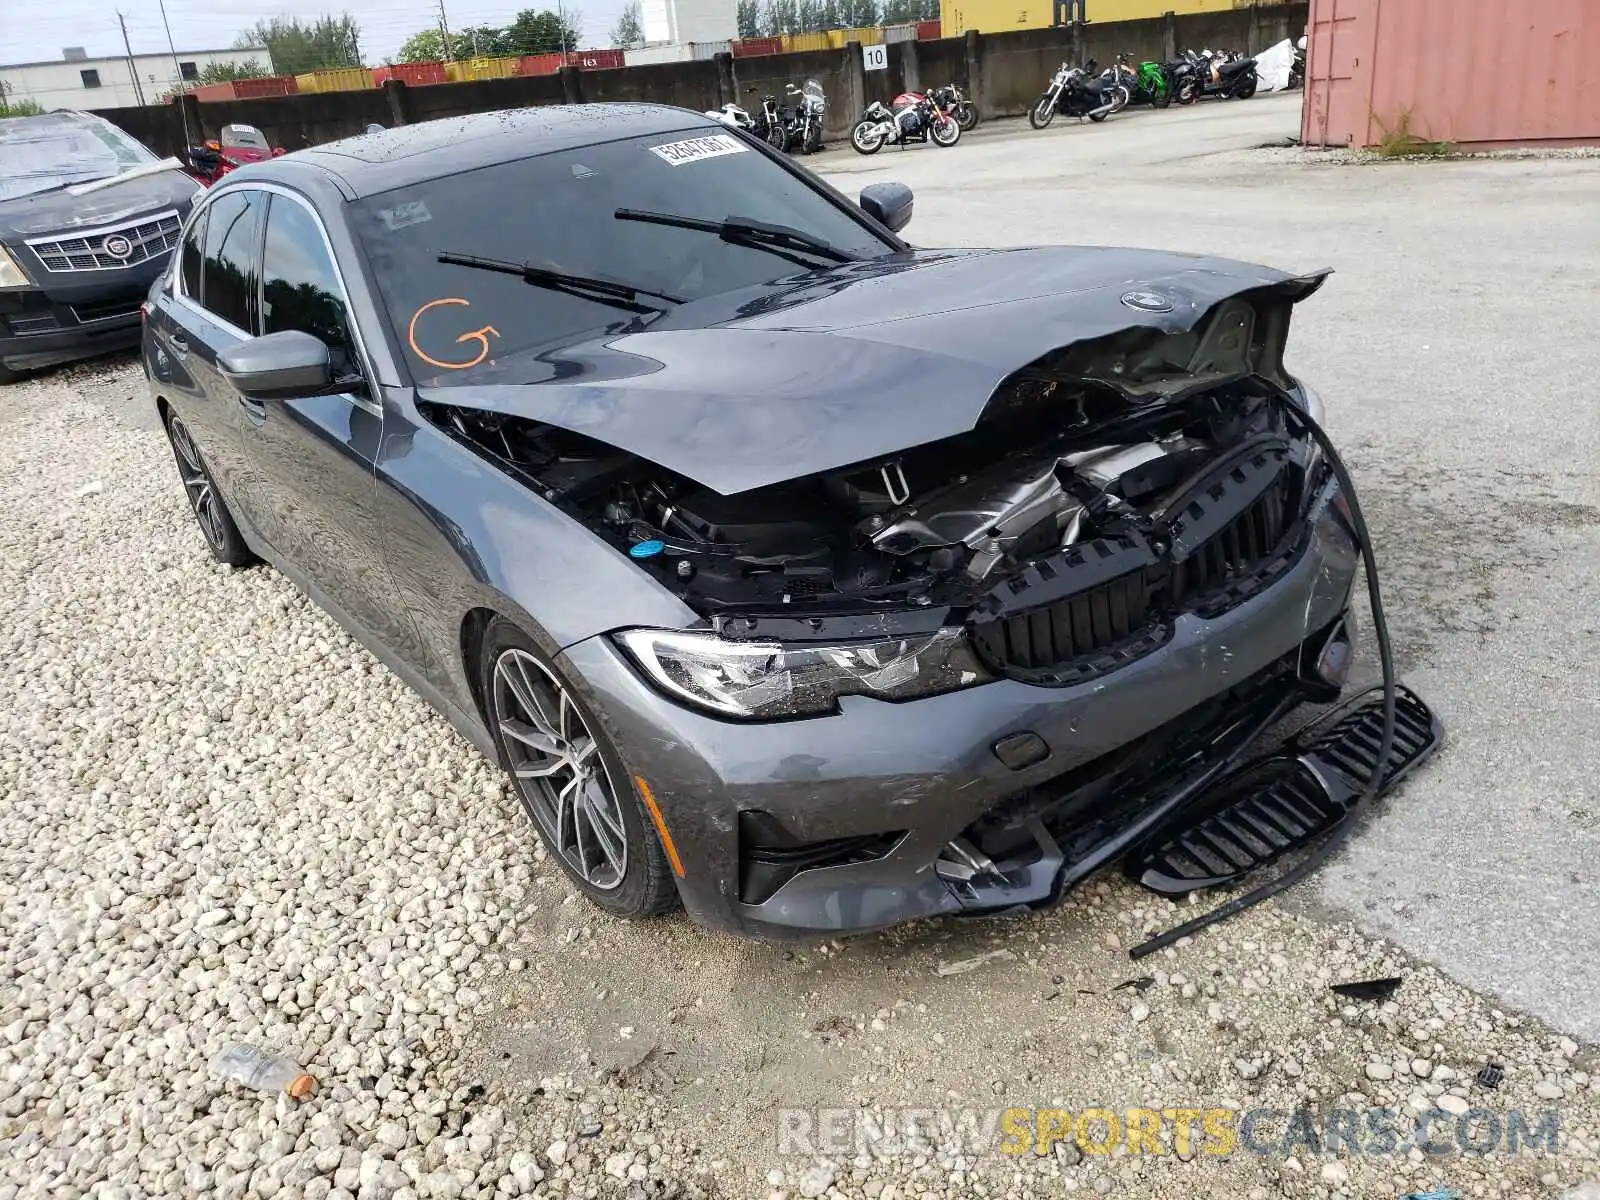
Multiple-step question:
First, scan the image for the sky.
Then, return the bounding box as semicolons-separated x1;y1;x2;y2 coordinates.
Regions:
4;0;624;68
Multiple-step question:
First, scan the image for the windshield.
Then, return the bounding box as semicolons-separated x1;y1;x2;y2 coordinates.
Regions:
0;113;158;202
221;125;270;150
351;128;895;385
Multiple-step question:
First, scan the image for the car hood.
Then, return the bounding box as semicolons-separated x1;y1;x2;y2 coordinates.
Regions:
420;246;1329;495
0;169;200;240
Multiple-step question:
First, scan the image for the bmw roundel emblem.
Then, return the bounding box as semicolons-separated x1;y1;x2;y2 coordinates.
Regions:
1120;290;1174;313
102;234;134;260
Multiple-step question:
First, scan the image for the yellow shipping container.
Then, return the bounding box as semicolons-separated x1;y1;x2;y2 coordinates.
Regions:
445;55;519;82
294;67;373;93
941;0;1278;37
781;32;833;52
825;25;885;47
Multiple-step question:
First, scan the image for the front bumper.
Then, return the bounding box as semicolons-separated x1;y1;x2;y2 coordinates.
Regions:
0;256;167;372
563;485;1363;939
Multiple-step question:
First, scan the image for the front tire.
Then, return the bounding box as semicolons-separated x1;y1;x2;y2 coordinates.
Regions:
1235;75;1258;99
930;114;961;146
765;123;789;152
956;100;979;131
481;619;677;919
803;121;822;154
1177;79;1200;104
851;119;885;154
1153;83;1172;109
1028;94;1057;129
164;411;255;567
0;362;23;386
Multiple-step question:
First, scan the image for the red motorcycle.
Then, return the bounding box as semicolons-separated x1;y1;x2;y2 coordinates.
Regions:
183;124;284;186
849;89;962;155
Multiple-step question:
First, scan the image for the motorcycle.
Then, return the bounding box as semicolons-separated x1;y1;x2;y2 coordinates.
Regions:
1118;52;1172;108
703;101;755;133
1188;49;1259;100
747;88;790;151
1288;34;1306;90
939;81;980;131
1164;55;1203;104
1028;62;1120;129
780;80;827;154
850;90;961;155
182;123;283;187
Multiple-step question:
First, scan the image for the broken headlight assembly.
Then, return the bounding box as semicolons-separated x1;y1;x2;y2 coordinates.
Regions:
0;245;33;290
614;627;993;719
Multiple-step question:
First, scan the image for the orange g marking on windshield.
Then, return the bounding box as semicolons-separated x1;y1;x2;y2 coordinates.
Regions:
407;297;500;370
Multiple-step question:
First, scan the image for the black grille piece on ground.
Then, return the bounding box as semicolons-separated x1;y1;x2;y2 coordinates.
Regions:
1126;685;1443;895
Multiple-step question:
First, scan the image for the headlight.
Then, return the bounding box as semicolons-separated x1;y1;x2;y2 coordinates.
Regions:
614;626;993;719
0;245;32;289
1290;377;1325;426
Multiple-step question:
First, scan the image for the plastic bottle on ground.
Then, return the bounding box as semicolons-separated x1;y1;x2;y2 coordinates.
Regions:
209;1043;316;1098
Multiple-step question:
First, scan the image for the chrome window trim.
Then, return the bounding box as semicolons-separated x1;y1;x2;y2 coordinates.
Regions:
177;181;381;415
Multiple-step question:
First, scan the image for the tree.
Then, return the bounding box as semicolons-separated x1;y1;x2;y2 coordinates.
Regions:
502;9;583;54
197;59;269;84
396;29;470;62
736;0;761;37
237;15;363;74
0;82;45;117
609;1;644;48
458;24;513;55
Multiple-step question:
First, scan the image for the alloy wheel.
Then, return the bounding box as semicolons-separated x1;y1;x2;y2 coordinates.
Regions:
169;417;226;552
492;648;629;890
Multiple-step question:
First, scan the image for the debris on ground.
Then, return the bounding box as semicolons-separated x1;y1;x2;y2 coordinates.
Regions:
1330;975;1403;1001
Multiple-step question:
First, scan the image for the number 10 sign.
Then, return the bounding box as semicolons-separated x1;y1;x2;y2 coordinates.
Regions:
863;44;888;71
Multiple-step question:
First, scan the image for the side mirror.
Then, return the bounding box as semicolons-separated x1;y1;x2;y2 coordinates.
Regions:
218;330;334;399
859;182;914;233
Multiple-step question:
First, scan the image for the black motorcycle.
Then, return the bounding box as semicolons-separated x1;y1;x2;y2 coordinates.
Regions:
940;82;980;131
747;87;789;151
1028;60;1121;128
1189;49;1259;100
1288;35;1306;90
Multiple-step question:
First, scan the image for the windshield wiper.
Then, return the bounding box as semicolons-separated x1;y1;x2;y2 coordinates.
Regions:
614;208;858;266
437;252;683;314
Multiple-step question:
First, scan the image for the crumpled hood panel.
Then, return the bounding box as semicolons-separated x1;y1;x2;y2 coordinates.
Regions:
0;171;200;239
420;246;1328;495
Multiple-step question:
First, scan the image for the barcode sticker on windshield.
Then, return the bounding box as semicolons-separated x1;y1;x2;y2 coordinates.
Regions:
377;200;431;231
649;134;749;166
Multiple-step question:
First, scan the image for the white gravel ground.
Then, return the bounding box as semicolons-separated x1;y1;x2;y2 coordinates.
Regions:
3;356;1600;1200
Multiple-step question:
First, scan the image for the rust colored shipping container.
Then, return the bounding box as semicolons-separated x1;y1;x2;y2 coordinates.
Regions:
372;61;448;86
731;36;784;56
517;52;566;75
190;76;298;101
570;48;624;69
1303;0;1600;149
916;19;943;39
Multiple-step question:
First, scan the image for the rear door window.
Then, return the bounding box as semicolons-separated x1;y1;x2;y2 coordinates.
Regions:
178;206;208;299
199;189;264;333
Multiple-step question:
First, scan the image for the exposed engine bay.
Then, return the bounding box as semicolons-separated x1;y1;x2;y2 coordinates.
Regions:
421;361;1320;629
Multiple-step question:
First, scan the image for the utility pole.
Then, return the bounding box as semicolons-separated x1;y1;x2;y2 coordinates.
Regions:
157;0;193;148
117;12;147;106
438;0;455;61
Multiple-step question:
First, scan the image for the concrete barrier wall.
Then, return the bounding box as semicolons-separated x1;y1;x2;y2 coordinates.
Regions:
94;3;1307;154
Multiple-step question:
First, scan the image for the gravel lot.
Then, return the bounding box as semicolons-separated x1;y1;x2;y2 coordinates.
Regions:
4;96;1599;1200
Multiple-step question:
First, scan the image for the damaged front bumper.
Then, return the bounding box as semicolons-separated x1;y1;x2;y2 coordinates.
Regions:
560;472;1436;939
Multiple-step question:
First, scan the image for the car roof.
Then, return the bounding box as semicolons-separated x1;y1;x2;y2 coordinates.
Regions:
281;103;724;199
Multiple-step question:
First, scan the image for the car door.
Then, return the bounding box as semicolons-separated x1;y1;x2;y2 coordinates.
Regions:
152;188;264;506
227;187;416;656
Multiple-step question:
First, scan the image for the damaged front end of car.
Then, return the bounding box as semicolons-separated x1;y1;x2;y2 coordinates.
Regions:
418;264;1442;930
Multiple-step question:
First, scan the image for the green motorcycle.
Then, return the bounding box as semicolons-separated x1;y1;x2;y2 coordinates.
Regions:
1117;53;1173;108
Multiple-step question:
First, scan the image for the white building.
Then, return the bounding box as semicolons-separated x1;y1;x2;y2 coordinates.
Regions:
0;47;268;110
638;0;739;50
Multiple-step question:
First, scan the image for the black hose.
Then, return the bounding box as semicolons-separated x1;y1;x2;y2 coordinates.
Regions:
1129;394;1397;960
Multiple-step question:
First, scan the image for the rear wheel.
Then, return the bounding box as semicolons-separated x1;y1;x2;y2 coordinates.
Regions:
1153;82;1172;108
1028;94;1057;129
1088;107;1109;123
930;114;961;147
481;619;678;919
164;411;255;567
850;119;885;154
1235;76;1258;99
